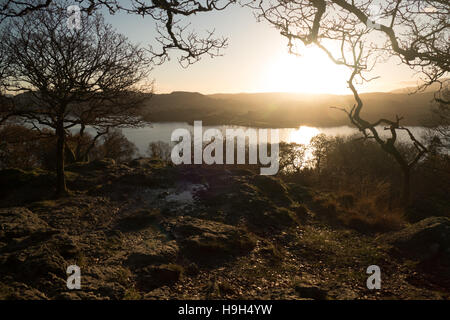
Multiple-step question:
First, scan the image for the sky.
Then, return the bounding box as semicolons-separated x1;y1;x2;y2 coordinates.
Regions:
102;4;421;95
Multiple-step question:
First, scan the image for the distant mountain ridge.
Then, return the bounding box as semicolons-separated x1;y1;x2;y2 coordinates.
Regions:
143;89;438;127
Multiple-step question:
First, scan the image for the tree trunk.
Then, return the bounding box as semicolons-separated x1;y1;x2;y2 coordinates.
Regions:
65;141;76;164
401;165;411;206
75;123;85;162
55;119;68;197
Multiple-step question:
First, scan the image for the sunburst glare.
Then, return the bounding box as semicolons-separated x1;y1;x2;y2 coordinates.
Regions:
260;46;351;94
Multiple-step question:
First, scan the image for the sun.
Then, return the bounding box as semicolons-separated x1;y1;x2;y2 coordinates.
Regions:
260;46;351;94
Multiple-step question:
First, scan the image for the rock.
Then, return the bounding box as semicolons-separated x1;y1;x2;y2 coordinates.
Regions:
294;283;328;300
116;209;161;232
125;242;179;269
241;206;297;231
18;246;67;281
0;207;51;241
166;216;256;263
1;282;48;300
252;175;292;204
97;283;126;300
0;207;79;295
328;287;358;300
52;233;80;260
195;170;297;232
136;264;183;290
264;207;296;228
204;279;235;299
258;243;283;262
381;217;450;264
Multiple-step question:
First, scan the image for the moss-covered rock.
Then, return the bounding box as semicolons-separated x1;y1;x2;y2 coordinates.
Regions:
166;216;256;264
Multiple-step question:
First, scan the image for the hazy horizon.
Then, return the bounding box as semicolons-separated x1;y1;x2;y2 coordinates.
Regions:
152;85;435;96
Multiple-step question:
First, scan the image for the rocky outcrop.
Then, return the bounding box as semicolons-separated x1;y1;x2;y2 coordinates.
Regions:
3;160;447;300
0;207;78;298
124;242;179;269
0;207;52;241
194;168;298;232
381;217;450;264
165;216;257;264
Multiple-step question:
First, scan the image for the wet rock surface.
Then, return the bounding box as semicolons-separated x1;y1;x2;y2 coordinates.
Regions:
0;160;449;299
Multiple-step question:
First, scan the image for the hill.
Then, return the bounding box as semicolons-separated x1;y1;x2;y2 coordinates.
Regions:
143;90;438;127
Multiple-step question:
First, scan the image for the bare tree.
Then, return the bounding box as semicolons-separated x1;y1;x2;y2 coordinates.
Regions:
0;0;236;67
333;42;428;204
98;129;139;163
279;142;307;173
310;133;330;175
248;0;449;203
3;5;152;196
0;88;13;126
147;141;172;161
429;87;450;149
248;0;449;92
0;31;14;125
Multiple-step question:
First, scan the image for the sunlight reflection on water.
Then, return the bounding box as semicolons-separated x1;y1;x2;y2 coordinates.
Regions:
288;126;321;145
119;122;429;156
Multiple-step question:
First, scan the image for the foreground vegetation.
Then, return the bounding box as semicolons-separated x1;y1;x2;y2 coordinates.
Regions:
0;124;449;299
0;159;449;300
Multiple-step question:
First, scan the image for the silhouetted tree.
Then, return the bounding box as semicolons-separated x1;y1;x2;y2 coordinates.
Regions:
279;142;307;173
147;141;172;161
249;0;450;203
430;88;450;149
0;125;44;169
2;5;151;196
0;31;13;125
249;0;448;93
310;134;329;175
98;130;139;163
0;0;235;67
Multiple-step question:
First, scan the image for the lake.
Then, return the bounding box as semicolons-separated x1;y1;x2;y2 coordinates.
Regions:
119;122;430;156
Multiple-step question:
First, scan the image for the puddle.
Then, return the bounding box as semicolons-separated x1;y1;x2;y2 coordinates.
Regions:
164;184;208;205
135;183;208;211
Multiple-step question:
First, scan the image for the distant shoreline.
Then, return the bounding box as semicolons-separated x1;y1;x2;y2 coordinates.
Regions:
143;90;439;129
144;118;438;129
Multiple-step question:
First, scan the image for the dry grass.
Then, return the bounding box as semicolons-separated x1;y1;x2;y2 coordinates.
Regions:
311;181;406;233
